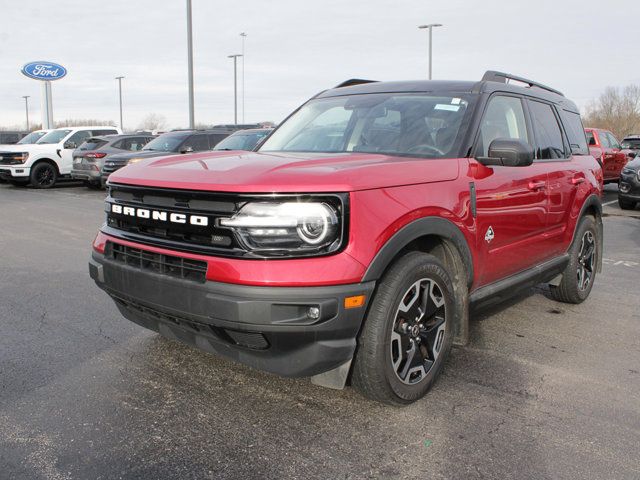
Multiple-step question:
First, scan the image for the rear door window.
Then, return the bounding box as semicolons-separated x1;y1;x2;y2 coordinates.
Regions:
560;110;588;155
208;134;228;148
606;132;621;149
598;132;611;148
182;134;210;151
528;101;566;159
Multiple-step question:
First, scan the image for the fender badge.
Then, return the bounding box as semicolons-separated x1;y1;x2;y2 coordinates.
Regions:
485;226;495;243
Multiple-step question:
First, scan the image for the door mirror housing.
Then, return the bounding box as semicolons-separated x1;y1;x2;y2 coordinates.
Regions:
476;139;534;167
64;141;77;150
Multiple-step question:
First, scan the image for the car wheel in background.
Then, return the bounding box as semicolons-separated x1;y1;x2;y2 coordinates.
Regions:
30;162;57;189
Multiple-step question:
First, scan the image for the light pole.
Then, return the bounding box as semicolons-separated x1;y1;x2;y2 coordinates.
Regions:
115;76;125;131
228;54;242;125
240;32;247;123
22;96;30;131
418;23;443;80
186;0;195;128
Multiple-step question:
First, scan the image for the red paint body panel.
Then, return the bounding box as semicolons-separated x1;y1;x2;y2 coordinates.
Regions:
103;151;602;290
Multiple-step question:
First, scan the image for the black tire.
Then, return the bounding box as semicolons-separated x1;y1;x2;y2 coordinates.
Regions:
30;162;58;189
549;216;598;304
84;180;102;190
618;198;636;210
352;252;457;406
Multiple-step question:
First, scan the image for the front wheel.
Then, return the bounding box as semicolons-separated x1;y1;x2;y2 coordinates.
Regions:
30;162;58;189
352;252;456;405
549;215;599;304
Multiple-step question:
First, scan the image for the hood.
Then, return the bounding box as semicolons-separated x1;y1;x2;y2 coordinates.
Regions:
0;144;28;153
107;150;180;161
108;151;460;193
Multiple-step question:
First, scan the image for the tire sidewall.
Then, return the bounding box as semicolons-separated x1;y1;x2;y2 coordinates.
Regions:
369;253;455;404
30;162;57;189
568;216;598;301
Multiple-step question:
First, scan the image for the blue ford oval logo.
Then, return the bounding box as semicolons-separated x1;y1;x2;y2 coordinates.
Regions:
21;61;67;81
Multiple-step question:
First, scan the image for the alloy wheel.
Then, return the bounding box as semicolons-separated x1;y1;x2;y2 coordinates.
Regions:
577;231;595;291
390;278;447;385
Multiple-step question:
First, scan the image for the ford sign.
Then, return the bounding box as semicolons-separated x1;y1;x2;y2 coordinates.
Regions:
21;61;67;81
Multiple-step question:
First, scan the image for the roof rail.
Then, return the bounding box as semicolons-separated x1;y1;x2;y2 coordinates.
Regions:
481;70;564;97
334;78;378;88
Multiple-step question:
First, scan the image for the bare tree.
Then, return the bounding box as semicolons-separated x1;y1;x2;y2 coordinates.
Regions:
583;85;640;139
137;113;168;131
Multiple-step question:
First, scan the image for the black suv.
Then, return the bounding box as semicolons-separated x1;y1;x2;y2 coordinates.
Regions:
619;156;640;209
100;129;235;184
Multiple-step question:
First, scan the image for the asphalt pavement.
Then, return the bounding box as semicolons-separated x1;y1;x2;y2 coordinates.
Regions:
0;181;638;480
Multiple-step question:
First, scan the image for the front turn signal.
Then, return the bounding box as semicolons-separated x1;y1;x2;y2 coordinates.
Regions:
344;295;366;309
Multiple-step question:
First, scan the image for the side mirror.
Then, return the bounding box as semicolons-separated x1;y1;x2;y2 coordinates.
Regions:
627;152;636;159
64;141;77;149
476;138;534;167
180;146;194;154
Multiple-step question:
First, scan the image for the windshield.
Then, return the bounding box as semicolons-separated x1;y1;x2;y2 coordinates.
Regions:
142;135;184;152
214;131;270;151
622;139;640;149
36;129;72;144
17;131;47;144
259;93;474;158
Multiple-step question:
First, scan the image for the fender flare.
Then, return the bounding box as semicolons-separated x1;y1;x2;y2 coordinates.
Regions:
361;216;474;286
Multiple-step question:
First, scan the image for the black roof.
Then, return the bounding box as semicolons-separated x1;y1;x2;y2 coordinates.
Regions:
88;133;154;141
317;71;579;112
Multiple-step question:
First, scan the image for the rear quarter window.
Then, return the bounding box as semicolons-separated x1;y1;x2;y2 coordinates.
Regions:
560;110;589;155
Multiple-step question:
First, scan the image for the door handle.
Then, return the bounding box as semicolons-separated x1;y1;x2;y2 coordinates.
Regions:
571;177;585;185
528;180;546;191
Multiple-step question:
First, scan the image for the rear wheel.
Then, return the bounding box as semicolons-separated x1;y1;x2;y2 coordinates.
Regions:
549;216;598;304
83;180;101;190
352;252;456;405
30;162;57;189
618;198;636;210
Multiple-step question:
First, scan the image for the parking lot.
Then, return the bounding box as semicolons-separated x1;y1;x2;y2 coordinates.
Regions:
0;182;638;479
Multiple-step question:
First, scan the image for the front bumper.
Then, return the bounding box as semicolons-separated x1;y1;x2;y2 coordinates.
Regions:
619;171;640;201
0;166;30;179
89;251;374;378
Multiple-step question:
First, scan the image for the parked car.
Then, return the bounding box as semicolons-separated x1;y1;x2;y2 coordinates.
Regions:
100;128;236;184
90;71;602;405
618;157;640;209
0;131;28;145
0;129;50;147
0;126;121;188
584;128;633;183
71;134;155;188
620;135;640;156
213;128;273;151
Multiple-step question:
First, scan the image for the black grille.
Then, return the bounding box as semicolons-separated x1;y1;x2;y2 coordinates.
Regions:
0;152;27;165
106;241;207;283
104;183;243;256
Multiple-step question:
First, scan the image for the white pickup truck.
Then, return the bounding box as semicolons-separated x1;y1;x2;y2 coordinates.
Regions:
0;126;121;188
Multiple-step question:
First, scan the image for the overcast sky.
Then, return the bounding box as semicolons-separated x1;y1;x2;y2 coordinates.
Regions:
1;0;638;130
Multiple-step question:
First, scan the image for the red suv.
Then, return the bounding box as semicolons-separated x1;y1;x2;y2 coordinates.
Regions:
90;71;603;405
585;127;633;183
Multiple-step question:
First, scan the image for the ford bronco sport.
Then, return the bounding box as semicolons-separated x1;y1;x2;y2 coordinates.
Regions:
90;71;603;405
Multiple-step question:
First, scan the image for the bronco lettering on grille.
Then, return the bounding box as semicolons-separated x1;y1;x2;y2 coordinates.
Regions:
111;204;209;227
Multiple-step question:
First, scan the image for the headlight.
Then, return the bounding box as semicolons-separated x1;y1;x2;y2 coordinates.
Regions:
5;152;29;164
219;200;344;256
127;158;144;165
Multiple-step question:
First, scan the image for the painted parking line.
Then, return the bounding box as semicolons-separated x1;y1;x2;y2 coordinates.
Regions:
602;258;639;268
603;200;618;206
